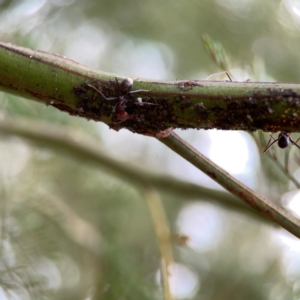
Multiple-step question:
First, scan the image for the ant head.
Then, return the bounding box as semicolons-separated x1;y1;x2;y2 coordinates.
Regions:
118;77;133;94
278;132;290;149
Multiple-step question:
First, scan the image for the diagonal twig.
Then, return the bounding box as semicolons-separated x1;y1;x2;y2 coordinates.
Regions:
0;118;264;219
158;131;300;239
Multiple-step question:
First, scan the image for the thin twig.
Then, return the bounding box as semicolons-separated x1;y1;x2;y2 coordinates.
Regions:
267;151;300;188
0;118;266;220
0;118;298;237
158;131;300;239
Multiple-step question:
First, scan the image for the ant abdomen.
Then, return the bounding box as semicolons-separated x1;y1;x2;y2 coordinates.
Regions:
263;131;300;153
278;133;290;149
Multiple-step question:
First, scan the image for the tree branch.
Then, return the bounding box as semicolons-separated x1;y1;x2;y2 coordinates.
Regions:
1;42;300;134
159;131;300;239
1;43;299;238
0;118;269;222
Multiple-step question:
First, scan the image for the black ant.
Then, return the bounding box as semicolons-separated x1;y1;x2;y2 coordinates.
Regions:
204;73;300;154
263;132;300;153
86;77;152;122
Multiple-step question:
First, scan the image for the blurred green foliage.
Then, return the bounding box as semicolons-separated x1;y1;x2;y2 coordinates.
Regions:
201;34;230;71
0;0;300;299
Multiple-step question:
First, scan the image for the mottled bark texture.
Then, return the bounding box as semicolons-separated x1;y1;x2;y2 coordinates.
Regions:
1;42;300;135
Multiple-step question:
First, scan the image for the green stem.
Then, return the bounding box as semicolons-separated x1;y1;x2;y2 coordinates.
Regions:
1;42;300;133
143;186;173;300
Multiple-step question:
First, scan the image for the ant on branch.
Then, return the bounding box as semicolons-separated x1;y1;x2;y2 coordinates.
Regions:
263;132;300;153
86;77;153;122
205;72;300;154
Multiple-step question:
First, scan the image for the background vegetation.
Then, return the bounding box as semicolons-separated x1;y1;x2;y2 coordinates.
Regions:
1;0;300;299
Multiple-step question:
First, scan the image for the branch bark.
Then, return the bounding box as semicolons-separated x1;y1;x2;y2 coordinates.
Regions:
1;42;300;134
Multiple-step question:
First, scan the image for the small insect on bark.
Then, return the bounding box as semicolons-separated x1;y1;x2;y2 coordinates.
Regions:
263;132;300;153
86;77;150;123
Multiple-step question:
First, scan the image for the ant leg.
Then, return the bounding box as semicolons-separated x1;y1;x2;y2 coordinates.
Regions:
268;133;276;141
114;77;121;91
129;89;150;94
263;135;279;153
225;71;232;82
284;143;292;172
263;133;275;148
290;139;300;150
134;97;157;106
86;84;117;101
294;136;300;145
204;71;233;82
288;134;300;149
135;102;157;106
112;103;118;113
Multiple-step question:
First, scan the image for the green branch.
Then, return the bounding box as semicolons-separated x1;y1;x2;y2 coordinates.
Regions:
1;42;300;133
1;42;299;238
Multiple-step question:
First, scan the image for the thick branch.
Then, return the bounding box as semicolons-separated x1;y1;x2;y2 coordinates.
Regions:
1;42;300;134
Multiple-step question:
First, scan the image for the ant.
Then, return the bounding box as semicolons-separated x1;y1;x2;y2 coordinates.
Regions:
86;77;152;122
263;132;300;153
205;72;299;154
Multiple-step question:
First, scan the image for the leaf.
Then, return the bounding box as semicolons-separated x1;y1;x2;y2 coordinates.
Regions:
201;34;230;71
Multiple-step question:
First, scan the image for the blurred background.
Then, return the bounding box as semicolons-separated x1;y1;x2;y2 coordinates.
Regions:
1;0;300;299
